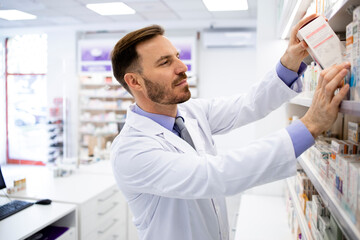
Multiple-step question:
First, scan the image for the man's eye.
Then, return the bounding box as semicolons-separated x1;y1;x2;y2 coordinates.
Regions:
161;60;169;65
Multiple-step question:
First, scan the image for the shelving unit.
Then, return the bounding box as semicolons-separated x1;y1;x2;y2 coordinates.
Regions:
298;155;360;239
286;1;360;239
286;177;313;240
78;74;133;163
325;0;359;33
48;97;65;164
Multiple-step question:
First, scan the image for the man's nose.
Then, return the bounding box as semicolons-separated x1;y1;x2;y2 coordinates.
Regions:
175;58;188;75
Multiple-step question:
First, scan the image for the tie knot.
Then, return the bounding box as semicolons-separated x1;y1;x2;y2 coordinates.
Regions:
175;116;185;131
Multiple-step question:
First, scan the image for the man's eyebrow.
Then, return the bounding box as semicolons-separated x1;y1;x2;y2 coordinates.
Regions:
155;52;180;65
155;55;171;64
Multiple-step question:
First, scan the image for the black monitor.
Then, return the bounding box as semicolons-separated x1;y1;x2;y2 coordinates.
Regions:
0;167;6;190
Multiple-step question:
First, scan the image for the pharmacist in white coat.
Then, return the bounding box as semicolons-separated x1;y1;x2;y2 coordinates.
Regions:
111;14;350;240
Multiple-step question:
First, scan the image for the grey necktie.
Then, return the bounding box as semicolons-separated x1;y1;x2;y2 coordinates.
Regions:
174;116;196;149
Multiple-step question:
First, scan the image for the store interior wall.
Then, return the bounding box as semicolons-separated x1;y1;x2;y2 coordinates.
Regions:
245;0;291;197
198;44;258;150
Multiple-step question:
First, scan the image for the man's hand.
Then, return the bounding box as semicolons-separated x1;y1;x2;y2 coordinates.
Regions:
301;62;351;138
281;13;318;72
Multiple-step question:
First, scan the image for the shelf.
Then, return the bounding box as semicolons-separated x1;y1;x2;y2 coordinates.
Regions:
80;132;118;136
80;95;133;100
81;83;120;87
80;120;123;123
289;95;360;116
298;155;360;240
325;0;359;33
286;177;313;240
289;95;312;108
81;108;127;113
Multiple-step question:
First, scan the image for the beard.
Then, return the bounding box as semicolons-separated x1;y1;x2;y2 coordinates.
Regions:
142;73;191;105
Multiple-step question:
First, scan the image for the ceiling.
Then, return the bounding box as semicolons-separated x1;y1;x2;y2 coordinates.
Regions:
0;0;257;29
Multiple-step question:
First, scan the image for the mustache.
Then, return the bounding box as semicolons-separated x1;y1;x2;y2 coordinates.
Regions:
172;73;188;86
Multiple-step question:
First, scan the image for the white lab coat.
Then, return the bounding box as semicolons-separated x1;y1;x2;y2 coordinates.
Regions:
111;68;299;240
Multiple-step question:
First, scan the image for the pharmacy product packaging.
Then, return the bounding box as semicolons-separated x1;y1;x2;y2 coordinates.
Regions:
331;139;346;158
311;195;323;229
354;6;360;21
297;16;345;70
318;215;330;235
350;21;360;101
337;155;359;203
348;162;360;220
344;140;358;154
348;121;360;143
346;22;355;99
314;146;330;180
329;215;343;240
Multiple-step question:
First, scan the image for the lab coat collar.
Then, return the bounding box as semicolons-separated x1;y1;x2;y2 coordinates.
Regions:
126;104;198;154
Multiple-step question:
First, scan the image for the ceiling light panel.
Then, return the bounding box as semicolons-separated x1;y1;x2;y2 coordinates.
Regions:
202;0;248;11
0;10;37;20
86;2;136;15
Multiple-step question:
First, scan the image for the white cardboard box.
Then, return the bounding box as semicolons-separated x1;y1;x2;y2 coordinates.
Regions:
297;16;345;69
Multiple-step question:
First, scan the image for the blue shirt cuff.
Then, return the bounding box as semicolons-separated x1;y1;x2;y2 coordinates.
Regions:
276;61;307;87
286;120;315;158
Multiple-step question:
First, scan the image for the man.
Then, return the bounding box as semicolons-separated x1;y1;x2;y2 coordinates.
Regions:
110;14;350;240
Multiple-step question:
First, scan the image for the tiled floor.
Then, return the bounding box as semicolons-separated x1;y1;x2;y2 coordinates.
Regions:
233;193;292;240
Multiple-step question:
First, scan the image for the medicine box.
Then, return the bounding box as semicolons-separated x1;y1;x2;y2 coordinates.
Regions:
349;21;360;101
311;195;323;230
318;215;330;235
315;146;330;180
348;162;360;221
297;16;345;69
328;157;337;190
331;140;346;158
346;22;355;99
337;155;359;203
348;122;360;143
344;140;358;154
354;6;360;21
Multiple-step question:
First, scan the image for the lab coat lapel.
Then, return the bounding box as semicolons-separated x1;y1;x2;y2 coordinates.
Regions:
183;117;206;154
163;130;198;154
126;105;197;154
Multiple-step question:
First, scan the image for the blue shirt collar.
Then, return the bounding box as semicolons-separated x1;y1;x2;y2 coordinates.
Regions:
133;104;178;132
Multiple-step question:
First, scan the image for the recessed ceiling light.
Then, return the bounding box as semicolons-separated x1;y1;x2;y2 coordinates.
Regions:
202;0;248;11
0;10;37;21
86;2;136;15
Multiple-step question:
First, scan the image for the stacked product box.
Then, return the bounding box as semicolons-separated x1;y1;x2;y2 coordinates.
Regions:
306;122;360;226
346;6;360;100
336;155;360;211
348;121;360;144
296;171;318;213
302;61;321;98
294;169;344;239
348;161;360;224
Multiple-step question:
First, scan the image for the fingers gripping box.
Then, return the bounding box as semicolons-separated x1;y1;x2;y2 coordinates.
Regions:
297;16;345;70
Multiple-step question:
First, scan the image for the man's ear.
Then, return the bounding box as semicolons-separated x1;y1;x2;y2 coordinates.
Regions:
124;73;142;91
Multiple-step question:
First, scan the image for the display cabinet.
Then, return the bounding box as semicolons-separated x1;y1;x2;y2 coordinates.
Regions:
78;74;133;163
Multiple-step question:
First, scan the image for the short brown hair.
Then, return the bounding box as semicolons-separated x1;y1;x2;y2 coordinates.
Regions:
111;25;164;94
